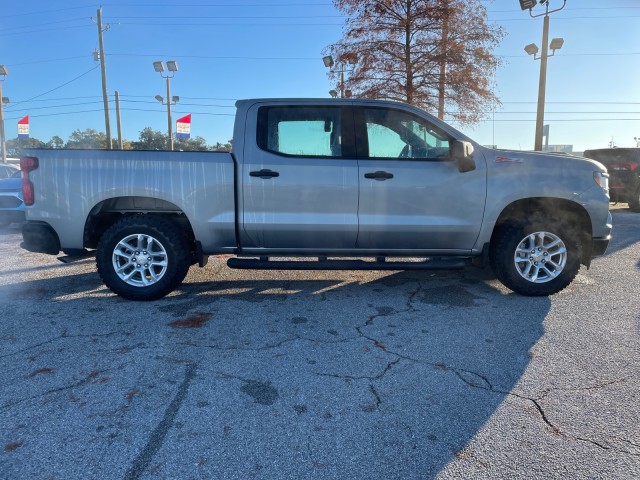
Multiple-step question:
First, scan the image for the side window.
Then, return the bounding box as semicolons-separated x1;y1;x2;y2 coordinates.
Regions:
257;106;343;157
363;108;451;160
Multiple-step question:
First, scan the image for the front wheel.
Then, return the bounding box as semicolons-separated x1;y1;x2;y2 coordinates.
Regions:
96;215;191;300
490;221;582;296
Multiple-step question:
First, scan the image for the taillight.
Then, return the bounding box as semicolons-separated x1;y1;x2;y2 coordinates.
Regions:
593;172;609;194
20;156;38;206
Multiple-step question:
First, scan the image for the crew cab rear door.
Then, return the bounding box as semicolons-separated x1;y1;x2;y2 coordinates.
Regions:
240;103;359;249
354;106;486;250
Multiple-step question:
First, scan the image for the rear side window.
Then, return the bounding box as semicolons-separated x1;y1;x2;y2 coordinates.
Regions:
257;106;344;158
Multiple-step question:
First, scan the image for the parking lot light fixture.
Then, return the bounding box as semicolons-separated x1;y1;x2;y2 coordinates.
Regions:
524;43;539;56
549;37;564;52
153;60;179;151
153;61;165;73
323;54;357;98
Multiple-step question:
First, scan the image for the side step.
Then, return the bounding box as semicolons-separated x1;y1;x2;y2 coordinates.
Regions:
58;249;95;264
227;257;466;271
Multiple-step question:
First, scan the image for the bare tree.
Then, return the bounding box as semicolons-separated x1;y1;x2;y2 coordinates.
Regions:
325;0;504;125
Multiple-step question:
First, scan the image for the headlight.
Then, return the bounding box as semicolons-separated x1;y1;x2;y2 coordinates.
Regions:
593;172;609;194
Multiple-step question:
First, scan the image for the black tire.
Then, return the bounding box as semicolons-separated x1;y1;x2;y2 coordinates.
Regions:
489;220;582;296
96;215;191;300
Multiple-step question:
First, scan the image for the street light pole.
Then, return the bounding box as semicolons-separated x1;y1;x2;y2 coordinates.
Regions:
165;77;173;151
534;13;550;152
521;0;566;151
153;60;179;151
323;55;356;98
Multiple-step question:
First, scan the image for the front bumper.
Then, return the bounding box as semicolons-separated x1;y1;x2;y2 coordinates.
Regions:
21;221;61;255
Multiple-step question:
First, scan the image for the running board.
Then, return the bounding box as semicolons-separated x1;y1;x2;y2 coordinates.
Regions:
227;257;466;271
58;249;95;263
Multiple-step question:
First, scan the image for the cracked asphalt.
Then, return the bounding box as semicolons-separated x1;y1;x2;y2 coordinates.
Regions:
0;210;639;479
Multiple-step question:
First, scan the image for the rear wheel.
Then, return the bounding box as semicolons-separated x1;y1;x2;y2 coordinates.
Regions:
96;215;191;300
490;220;582;296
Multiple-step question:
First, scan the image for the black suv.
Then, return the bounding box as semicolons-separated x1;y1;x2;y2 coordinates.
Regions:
583;148;640;212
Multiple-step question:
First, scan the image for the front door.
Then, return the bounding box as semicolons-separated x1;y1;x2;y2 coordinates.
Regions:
355;106;487;251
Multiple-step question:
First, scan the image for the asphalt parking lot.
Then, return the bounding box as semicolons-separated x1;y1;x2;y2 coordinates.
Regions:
0;210;639;480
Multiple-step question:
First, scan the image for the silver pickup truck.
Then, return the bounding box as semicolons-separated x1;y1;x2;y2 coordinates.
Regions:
20;98;612;300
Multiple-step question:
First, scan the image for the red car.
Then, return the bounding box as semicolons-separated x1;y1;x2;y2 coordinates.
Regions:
583;148;640;212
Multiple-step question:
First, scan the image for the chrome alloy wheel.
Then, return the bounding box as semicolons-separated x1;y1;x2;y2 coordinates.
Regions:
513;231;567;283
112;233;169;287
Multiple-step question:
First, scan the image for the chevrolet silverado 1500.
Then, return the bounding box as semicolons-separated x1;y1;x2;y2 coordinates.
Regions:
20;98;612;300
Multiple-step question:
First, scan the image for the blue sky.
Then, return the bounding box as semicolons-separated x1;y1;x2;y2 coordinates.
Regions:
1;0;639;152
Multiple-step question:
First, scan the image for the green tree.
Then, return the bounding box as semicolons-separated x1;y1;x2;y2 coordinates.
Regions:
5;137;46;157
325;0;504;125
132;127;168;150
65;129;108;149
46;135;64;149
211;140;233;152
175;136;211;151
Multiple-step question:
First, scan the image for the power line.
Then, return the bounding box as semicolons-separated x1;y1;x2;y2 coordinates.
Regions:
0;17;90;33
4;66;100;110
4;107;235;121
112;21;343;26
2;5;98;18
0;24;94;37
4;101;105;112
108;53;319;60
6;56;92;67
107;15;343;19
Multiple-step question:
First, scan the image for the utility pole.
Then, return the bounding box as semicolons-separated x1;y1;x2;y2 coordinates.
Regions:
115;90;123;149
0;77;6;164
96;8;112;149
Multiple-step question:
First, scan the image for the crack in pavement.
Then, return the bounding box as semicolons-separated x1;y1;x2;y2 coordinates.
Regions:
452;368;640;457
347;280;640;458
0;366;124;412
0;330;128;359
315;358;402;382
124;362;197;480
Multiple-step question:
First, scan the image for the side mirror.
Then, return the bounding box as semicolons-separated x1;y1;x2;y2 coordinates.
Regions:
451;140;475;172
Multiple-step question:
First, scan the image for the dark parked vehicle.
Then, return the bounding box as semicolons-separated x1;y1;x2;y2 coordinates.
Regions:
0;170;25;227
583;148;640;211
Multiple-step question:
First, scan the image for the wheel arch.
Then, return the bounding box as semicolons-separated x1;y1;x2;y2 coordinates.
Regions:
491;197;593;266
83;196;196;250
